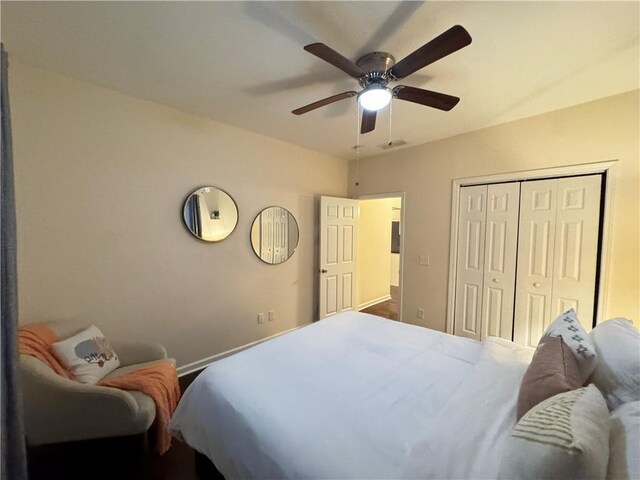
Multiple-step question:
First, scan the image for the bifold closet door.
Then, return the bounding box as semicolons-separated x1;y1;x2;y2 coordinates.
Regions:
513;179;558;348
513;175;602;347
454;183;520;341
481;183;520;340
551;175;602;326
454;185;487;340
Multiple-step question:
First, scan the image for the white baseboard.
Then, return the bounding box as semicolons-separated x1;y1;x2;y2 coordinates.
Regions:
177;323;311;377
357;294;392;311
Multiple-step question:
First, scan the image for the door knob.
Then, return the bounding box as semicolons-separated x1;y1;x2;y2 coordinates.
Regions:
533;282;541;288
320;269;327;273
492;278;500;283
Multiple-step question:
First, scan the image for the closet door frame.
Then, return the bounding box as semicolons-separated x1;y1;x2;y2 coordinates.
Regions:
446;160;617;336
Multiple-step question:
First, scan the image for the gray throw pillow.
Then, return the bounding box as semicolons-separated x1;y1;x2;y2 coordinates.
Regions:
517;335;582;420
541;309;597;383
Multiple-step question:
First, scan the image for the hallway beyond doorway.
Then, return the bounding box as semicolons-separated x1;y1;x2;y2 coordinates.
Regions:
360;286;399;321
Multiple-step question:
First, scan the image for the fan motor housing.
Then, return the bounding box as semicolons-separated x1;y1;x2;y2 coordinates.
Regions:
356;52;395;87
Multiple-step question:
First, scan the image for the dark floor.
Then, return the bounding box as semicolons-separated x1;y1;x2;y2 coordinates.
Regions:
361;285;399;321
27;370;204;480
138;437;200;480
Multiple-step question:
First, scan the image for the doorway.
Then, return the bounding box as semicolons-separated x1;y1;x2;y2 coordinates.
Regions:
317;194;405;322
355;194;404;321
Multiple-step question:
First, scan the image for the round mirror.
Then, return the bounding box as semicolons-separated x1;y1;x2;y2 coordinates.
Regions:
182;186;238;242
250;207;299;264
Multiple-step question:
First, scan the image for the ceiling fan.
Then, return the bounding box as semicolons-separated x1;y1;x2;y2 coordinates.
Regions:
292;25;472;134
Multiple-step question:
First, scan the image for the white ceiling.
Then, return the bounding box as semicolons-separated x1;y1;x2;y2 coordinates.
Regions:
2;1;638;160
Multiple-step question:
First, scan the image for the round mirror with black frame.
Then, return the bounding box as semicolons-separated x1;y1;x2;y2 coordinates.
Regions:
250;207;299;264
182;186;238;242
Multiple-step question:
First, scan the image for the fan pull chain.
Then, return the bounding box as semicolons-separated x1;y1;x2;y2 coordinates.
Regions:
355;100;360;187
388;100;393;147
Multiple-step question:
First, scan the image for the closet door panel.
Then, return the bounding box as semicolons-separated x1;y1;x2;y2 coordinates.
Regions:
481;182;520;340
454;185;487;340
514;179;558;348
551;175;601;330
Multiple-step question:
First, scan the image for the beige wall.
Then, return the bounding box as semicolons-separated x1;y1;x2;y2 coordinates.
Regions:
356;198;394;309
10;62;348;368
349;90;640;330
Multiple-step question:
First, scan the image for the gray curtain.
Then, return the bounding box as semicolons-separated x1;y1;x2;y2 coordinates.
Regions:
1;43;28;480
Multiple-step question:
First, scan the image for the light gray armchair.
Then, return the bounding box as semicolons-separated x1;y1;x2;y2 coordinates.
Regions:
20;320;175;446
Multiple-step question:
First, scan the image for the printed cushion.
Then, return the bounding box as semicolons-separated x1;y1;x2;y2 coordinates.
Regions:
541;309;597;383
517;335;582;420
607;401;640;480
589;318;640;410
499;385;610;480
52;325;120;384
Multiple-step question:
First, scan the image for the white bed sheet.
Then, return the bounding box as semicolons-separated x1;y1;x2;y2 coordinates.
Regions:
170;312;531;479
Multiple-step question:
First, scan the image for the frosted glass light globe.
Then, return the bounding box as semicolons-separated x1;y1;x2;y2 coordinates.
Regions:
358;87;392;111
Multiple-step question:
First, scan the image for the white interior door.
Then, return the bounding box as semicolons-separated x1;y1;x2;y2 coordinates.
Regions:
514;179;558;348
551;175;602;329
319;196;358;319
454;185;487;340
481;182;520;340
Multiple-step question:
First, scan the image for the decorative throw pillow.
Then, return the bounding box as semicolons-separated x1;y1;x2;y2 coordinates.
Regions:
52;325;120;384
607;401;640;480
589;318;640;410
517;335;582;420
499;385;610;480
541;309;597;383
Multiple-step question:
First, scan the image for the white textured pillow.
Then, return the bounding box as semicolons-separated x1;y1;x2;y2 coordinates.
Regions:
541;309;597;382
52;325;120;384
608;401;640;480
498;384;610;480
589;318;640;410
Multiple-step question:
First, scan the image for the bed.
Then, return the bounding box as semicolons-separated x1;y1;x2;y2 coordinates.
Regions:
169;311;533;479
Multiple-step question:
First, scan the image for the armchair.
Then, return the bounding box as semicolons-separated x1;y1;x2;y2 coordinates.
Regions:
20;320;175;446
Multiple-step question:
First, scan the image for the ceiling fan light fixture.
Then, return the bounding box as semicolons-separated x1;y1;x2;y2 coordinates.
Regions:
358;86;392;111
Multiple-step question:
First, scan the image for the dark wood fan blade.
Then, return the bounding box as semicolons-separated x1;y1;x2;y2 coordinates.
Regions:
361;109;377;134
304;43;365;79
292;91;357;115
387;25;472;80
393;86;460;111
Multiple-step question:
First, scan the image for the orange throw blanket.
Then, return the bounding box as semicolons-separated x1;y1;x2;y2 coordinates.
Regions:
101;363;180;454
18;324;180;455
18;324;74;380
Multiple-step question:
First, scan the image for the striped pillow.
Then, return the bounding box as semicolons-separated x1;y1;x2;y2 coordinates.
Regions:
499;385;609;479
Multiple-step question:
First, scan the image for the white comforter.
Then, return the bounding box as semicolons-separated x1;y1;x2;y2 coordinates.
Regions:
170;312;532;479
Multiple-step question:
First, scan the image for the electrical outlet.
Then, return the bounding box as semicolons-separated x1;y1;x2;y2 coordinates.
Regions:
416;308;425;320
268;310;275;322
257;313;265;324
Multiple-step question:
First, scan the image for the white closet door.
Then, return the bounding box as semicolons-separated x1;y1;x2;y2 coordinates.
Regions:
551;175;602;330
514;179;558;348
481;183;520;340
454;185;487;340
